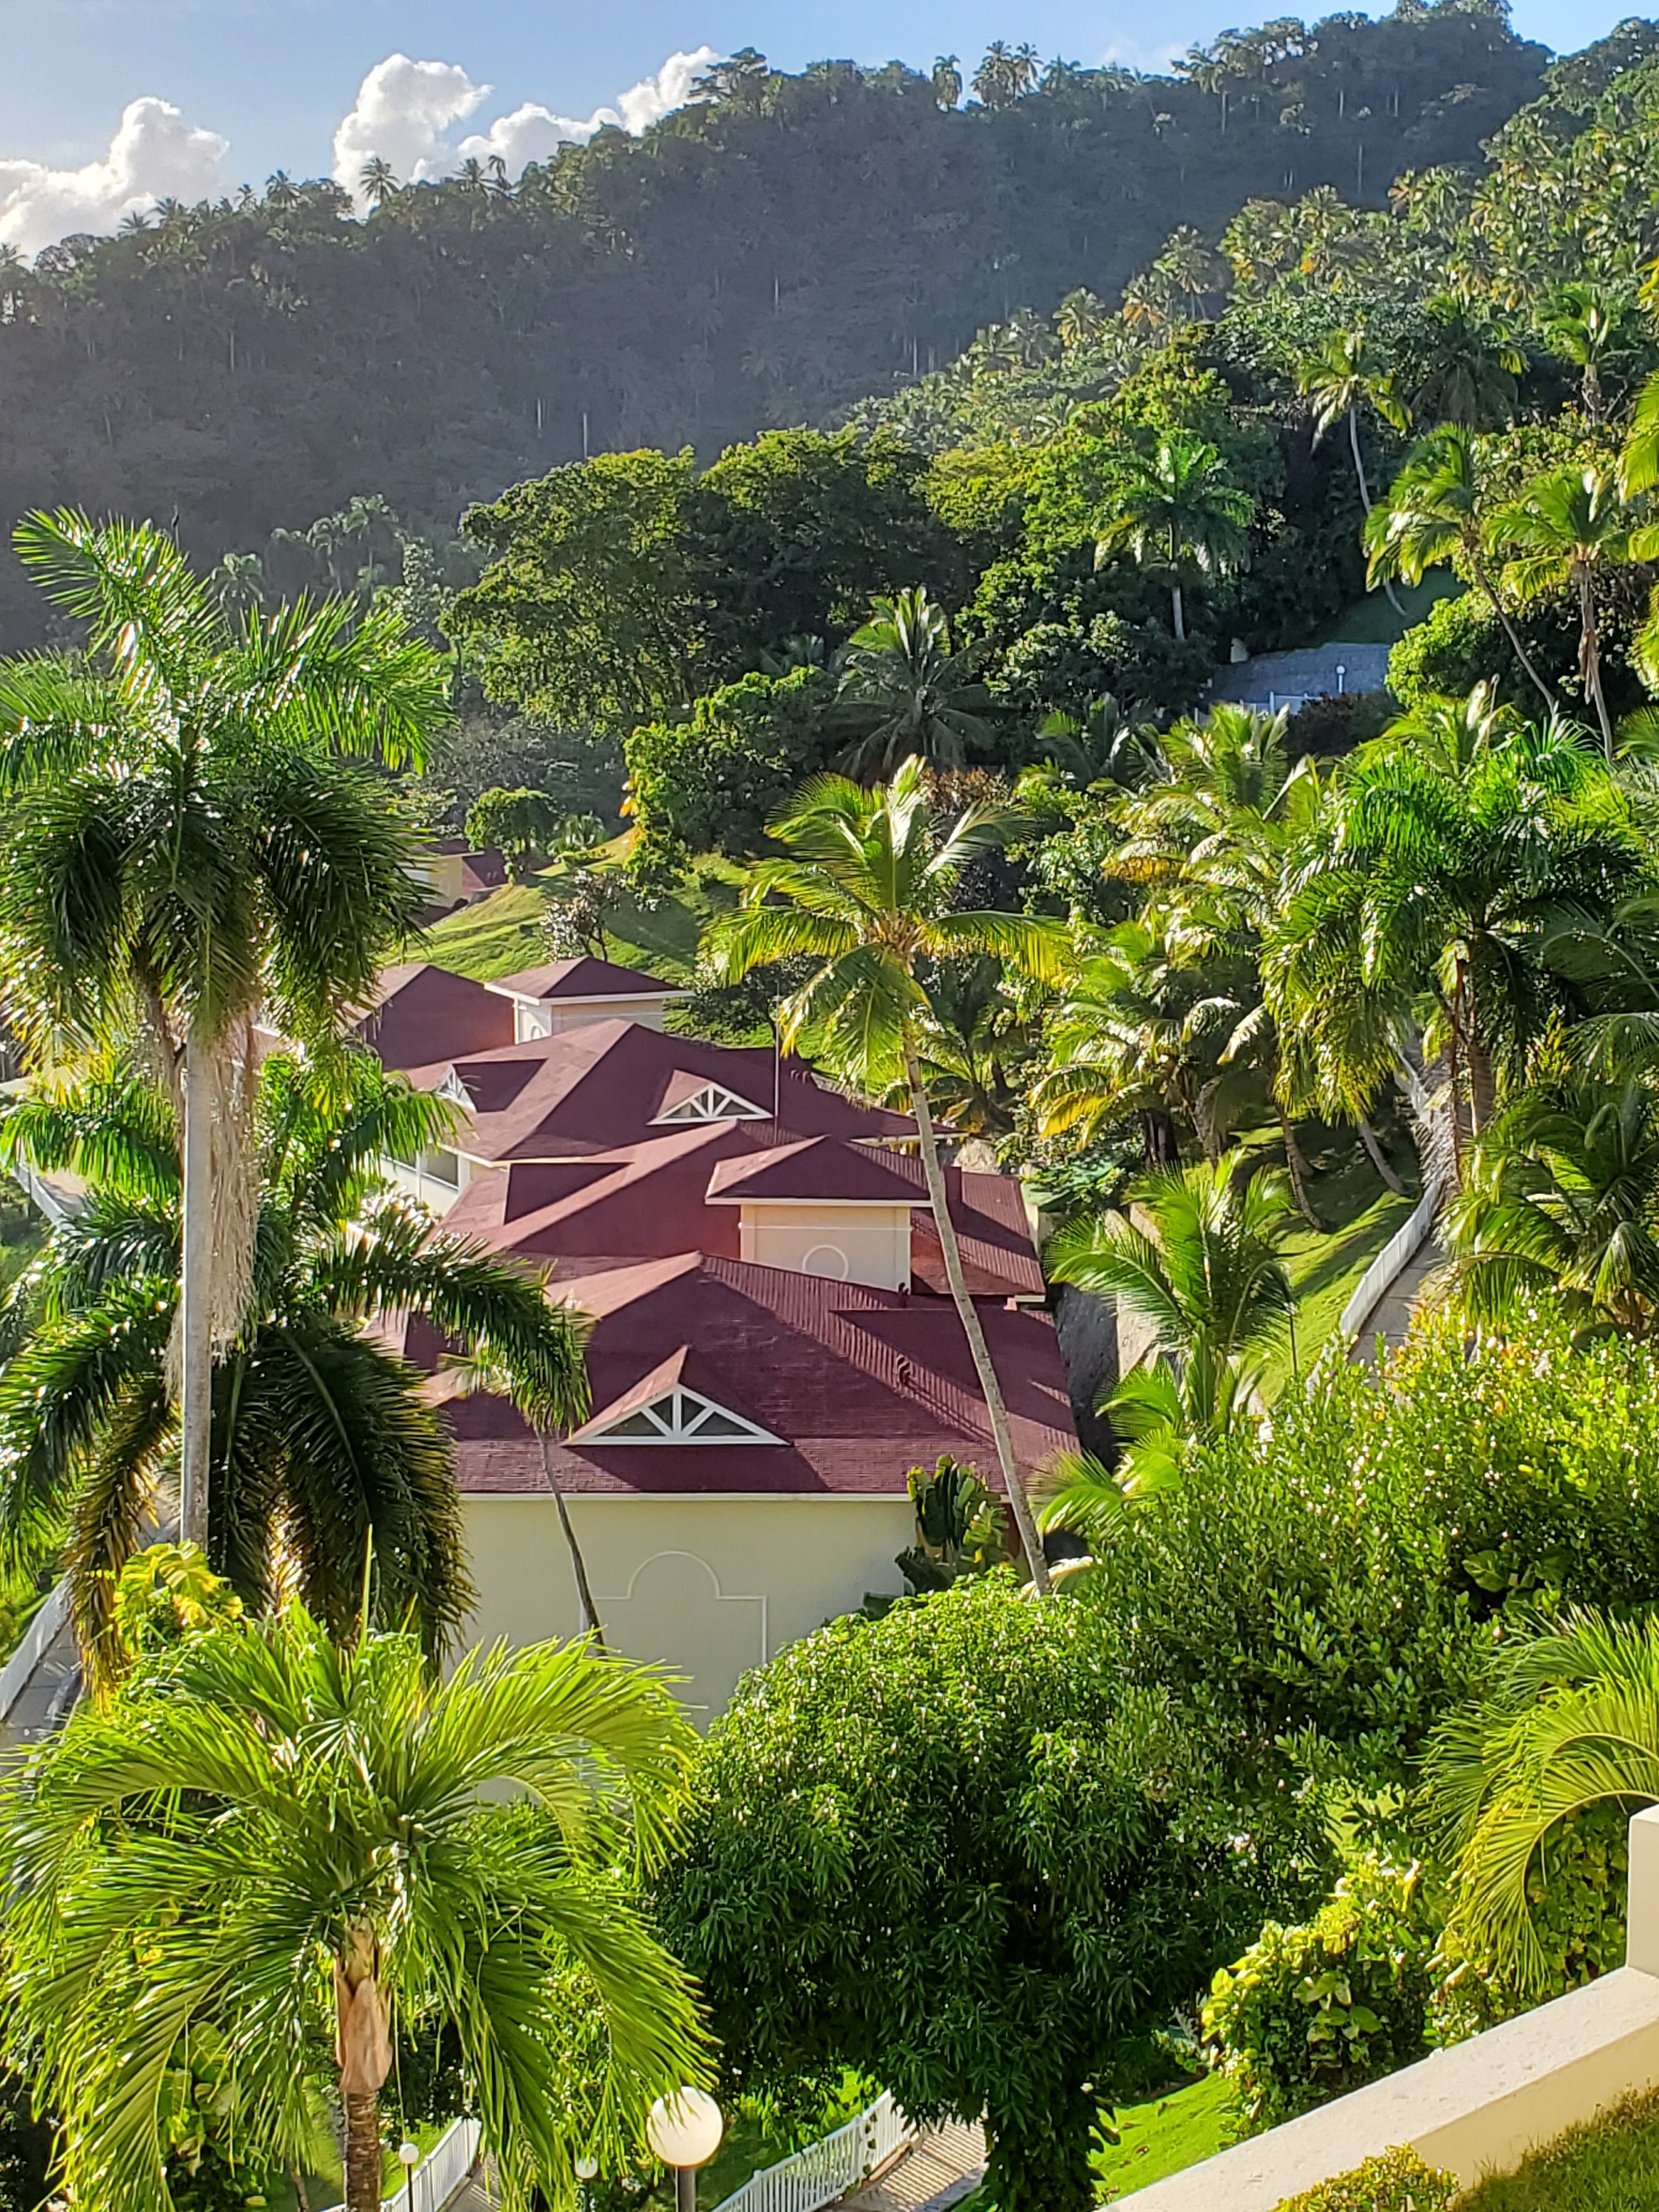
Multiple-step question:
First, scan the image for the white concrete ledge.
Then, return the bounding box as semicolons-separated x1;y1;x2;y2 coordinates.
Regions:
1130;1808;1659;2210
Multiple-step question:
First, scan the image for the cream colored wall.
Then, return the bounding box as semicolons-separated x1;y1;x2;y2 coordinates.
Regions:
462;1493;913;1722
411;851;465;906
738;1203;913;1289
548;997;671;1035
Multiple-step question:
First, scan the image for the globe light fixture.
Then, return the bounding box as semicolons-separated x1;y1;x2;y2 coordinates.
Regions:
647;2088;724;2212
575;2156;600;2181
397;2140;420;2212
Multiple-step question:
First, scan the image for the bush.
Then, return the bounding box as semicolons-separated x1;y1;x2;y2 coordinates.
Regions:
1274;2148;1457;2212
1203;1861;1439;2129
1077;1311;1659;1844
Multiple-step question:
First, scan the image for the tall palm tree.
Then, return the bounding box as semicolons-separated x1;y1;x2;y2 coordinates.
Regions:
705;761;1067;1593
1297;326;1409;611
0;1055;588;1684
930;54;963;109
1410;297;1523;431
1366;429;1558;712
833;586;998;780
357;155;400;211
1539;282;1641;426
1043;1153;1297;1501
1265;725;1641;1166
1489;466;1655;763
1429;1610;1659;1994
1;1601;707;2212
1093;431;1255;641
1438;1074;1659;1336
0;514;449;1550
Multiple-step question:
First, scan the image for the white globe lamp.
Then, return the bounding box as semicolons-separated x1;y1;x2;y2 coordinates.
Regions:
647;2088;724;2212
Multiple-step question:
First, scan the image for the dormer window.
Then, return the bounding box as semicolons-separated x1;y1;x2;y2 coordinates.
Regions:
654;1081;769;1125
580;1385;781;1445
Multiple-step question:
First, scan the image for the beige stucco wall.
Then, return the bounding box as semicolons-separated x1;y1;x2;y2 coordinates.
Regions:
462;1492;915;1721
737;1202;913;1289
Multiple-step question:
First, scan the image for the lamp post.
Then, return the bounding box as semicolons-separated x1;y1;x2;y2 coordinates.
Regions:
646;2088;723;2212
397;2139;420;2212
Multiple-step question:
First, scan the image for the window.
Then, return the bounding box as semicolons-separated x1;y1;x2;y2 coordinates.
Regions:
654;1081;769;1125
582;1385;780;1446
419;1147;460;1188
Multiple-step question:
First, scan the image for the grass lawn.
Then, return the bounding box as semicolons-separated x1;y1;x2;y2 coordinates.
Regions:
1096;2072;1240;2202
421;867;729;988
1317;572;1462;648
1461;2090;1659;2209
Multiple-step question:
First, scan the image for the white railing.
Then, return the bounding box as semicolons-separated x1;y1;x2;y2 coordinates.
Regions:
0;1577;69;1724
1339;1172;1445;1345
320;2117;482;2212
711;2091;912;2212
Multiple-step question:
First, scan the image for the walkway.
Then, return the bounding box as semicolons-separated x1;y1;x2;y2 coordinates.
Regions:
839;2120;986;2211
1347;1237;1440;1366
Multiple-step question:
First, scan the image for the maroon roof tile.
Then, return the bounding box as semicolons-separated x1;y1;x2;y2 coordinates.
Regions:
486;956;687;1003
705;1136;926;1207
354;963;514;1070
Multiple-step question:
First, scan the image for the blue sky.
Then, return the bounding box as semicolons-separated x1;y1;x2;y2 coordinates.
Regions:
0;0;1630;249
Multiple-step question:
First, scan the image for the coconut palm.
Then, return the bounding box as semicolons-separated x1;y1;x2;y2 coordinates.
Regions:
1539;282;1643;425
0;1054;588;1685
833;586;998;779
704;760;1068;1593
1042;1152;1297;1502
930;54;963;109
0;514;448;1551
1;1600;707;2212
1410;297;1523;431
1488;465;1655;763
1093;431;1255;642
1366;428;1558;711
1297;327;1409;611
1438;1074;1659;1336
357;155;400;210
1429;1610;1659;1994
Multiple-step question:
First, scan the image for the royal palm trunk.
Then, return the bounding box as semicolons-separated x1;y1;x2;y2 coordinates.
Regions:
178;1048;215;1549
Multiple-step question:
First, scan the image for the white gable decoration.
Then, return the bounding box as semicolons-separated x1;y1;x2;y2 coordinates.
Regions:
654;1081;769;1125
585;1385;781;1446
438;1067;473;1108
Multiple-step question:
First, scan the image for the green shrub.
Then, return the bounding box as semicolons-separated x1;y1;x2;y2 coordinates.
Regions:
1274;2147;1457;2211
1204;1861;1440;2129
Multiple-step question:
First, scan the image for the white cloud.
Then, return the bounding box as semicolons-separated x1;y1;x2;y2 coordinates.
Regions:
0;97;229;256
332;54;490;198
341;45;722;201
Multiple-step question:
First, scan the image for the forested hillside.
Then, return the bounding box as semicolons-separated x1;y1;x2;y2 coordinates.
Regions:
0;3;1574;641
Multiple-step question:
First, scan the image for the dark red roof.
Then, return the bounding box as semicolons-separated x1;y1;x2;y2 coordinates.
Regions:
487;956;685;1003
459;849;509;895
402;1253;1074;1498
355;964;514;1070
400;1020;915;1161
706;1135;926;1207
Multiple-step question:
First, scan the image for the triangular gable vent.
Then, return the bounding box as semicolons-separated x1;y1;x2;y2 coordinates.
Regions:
585;1386;781;1446
438;1066;473;1108
654;1081;769;1125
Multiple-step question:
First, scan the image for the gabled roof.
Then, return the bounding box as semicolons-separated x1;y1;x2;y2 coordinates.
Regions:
400;1020;913;1162
706;1136;925;1207
414;1252;1075;1498
353;963;514;1070
486;956;685;1005
568;1346;782;1446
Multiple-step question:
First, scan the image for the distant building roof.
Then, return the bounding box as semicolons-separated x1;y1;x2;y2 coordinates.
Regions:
706;1135;926;1207
1208;643;1393;709
402;1252;1074;1498
354;963;513;1070
486;956;686;1005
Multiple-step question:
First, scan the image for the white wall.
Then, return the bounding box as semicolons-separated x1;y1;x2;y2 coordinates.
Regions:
462;1492;913;1721
738;1203;913;1290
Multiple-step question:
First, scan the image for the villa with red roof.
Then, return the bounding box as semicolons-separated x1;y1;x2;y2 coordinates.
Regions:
362;953;1075;1717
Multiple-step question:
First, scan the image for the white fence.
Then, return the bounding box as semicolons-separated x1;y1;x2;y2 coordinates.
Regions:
710;2091;912;2212
321;2117;481;2212
1339;1172;1444;1345
0;1577;69;1727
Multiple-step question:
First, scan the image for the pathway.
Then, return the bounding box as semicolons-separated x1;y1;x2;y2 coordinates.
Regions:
838;2120;986;2211
1347;1236;1441;1366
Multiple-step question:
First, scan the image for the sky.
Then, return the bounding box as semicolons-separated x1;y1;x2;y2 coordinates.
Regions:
0;0;1633;253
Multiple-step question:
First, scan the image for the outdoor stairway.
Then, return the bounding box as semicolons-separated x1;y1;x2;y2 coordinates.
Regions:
837;2120;986;2211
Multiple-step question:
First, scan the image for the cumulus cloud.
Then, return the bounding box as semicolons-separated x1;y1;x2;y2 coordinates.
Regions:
332;55;490;196
0;97;229;256
339;45;721;201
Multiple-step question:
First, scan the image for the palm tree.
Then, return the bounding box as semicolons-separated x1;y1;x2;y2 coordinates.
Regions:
2;1600;706;2212
1042;1153;1297;1500
0;1055;588;1684
0;514;448;1550
833;586;998;780
205;550;267;620
1265;725;1641;1166
1489;465;1654;763
1297;327;1409;610
357;155;400;211
1410;297;1523;430
1366;429;1558;712
972;41;1039;107
930;54;963;109
1093;431;1255;642
1438;1075;1659;1336
1539;282;1641;425
704;761;1067;1593
1429;1610;1659;1994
